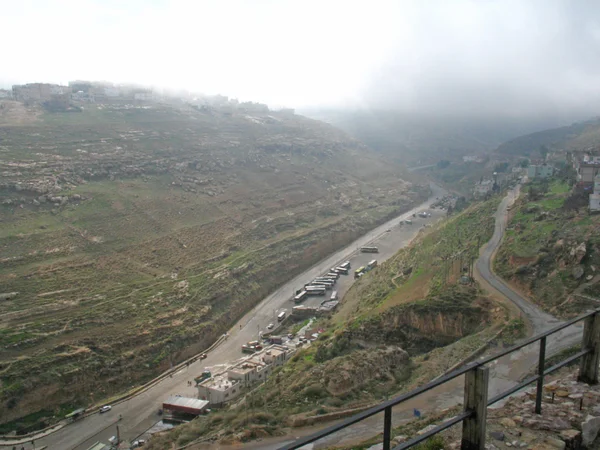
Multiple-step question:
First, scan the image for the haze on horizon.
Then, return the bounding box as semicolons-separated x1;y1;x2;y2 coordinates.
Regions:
2;0;600;119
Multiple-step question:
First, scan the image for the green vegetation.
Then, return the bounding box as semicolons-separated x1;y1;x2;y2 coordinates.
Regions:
145;196;505;448
0;103;429;427
496;178;600;317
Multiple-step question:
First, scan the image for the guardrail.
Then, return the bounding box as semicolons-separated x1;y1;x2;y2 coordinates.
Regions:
278;308;600;450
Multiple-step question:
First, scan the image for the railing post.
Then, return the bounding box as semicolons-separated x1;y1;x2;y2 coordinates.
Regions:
383;406;392;450
579;313;600;385
535;336;546;414
461;366;489;450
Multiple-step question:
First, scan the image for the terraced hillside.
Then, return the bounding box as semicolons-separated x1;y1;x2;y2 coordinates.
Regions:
145;197;514;449
0;102;428;428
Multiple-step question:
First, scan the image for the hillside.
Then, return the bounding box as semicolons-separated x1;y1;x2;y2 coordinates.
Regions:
301;109;561;166
495;118;600;157
495;178;600;318
145;196;521;449
0;102;428;429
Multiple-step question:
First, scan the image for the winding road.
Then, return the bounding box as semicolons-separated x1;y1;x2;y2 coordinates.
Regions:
11;184;587;450
250;184;586;450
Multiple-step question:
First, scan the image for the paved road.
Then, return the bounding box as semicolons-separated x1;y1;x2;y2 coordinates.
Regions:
261;185;586;450
25;185;447;450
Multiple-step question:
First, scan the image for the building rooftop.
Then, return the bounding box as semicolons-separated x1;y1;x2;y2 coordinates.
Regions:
164;396;209;411
200;374;239;391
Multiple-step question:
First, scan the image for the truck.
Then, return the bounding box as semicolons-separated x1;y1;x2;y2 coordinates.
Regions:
269;335;284;344
360;246;379;253
354;266;366;279
194;370;212;385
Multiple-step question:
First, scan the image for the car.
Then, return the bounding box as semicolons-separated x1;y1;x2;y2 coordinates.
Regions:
132;439;146;448
267;323;274;330
99;405;112;413
386;229;391;232
200;353;207;359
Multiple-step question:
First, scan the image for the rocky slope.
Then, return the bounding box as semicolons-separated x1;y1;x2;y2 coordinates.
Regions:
495;178;600;318
0;102;428;430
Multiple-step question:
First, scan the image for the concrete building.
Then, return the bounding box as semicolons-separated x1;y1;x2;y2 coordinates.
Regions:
12;83;71;104
573;154;600;187
473;179;493;198
197;344;292;406
197;374;243;406
527;164;554;179
590;173;600;212
0;89;12;99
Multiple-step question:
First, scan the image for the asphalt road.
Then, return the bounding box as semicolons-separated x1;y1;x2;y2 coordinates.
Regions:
256;185;586;450
26;184;447;450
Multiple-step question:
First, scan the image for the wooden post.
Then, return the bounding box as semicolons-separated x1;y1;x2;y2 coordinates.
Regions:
578;313;600;384
461;366;489;450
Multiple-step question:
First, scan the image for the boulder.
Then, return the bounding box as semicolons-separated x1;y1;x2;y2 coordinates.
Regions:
500;418;517;428
490;431;505;441
572;266;584;280
582;415;600;446
574;242;587;263
560;429;582;450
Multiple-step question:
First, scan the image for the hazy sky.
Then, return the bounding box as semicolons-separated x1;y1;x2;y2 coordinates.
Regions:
2;0;600;116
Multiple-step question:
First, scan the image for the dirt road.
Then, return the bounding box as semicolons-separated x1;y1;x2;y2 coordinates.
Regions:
21;185;446;450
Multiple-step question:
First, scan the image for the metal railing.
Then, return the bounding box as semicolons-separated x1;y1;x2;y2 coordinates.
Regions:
278;308;600;450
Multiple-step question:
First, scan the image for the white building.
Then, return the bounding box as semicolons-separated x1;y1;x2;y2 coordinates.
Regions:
473;179;493;198
590;173;600;212
134;92;155;101
197;375;243;406
197;344;292;406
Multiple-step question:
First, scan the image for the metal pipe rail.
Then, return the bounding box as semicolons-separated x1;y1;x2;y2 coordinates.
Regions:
278;308;600;450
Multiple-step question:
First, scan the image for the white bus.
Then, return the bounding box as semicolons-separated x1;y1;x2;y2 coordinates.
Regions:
294;291;307;303
305;286;326;296
340;261;351;270
330;291;338;301
367;260;378;270
277;311;286;322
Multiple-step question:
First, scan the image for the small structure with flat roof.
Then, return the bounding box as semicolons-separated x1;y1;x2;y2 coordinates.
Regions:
163;396;209;421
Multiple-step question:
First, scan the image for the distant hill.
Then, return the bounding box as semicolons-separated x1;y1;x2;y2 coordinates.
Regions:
301;109;565;166
495;118;600;156
0;102;427;427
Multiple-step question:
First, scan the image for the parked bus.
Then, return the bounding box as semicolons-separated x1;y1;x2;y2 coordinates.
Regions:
315;276;336;283
330;291;338;301
311;281;333;288
335;266;349;275
340;261;351;270
360;246;379;253
305;286;326;296
277;311;286;322
325;272;340;279
367;260;378;271
294;291;307;303
354;266;366;279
